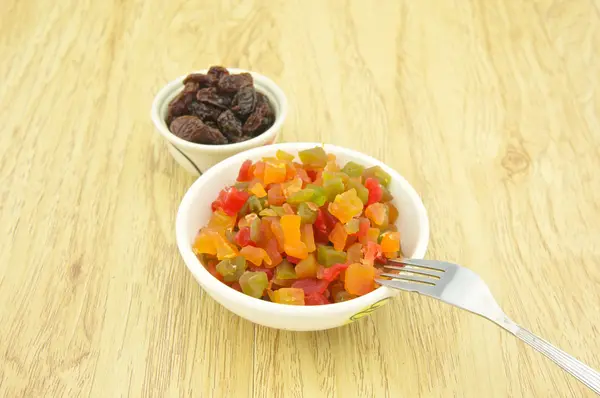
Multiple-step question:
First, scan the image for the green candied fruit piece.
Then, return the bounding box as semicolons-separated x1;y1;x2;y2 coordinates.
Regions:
249;216;261;242
269;205;287;217
247;196;263;213
346;179;369;204
341;161;365;178
275;260;297;280
288;187;327;207
323;177;345;202
298;146;328;168
304;185;327;206
287;189;315;205
276;149;295;162
344;218;360;234
322;171;350;184
381;185;393;202
363;166;392;187
317;245;347;267
217;256;247;282
297;202;318;224
239;271;269;298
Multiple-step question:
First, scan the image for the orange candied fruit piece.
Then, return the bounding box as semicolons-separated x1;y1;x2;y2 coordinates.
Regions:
328;222;348;251
271;288;305;305
301;223;316;252
240;246;272;267
380;231;400;253
267;184;286;206
280;214;308;259
249;182;267;198
263;161;287;185
365;202;387;226
345;263;375;296
253;161;265;180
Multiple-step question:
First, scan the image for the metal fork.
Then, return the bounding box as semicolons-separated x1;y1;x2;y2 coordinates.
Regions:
377;258;600;394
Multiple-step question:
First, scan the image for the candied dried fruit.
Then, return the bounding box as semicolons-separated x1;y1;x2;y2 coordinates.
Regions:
231;86;257;120
217;73;253;94
170;116;228;144
194;146;405;305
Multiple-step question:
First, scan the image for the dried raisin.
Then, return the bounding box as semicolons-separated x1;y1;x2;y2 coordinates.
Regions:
231;86;257;120
196;87;231;109
217;73;253;95
207;66;229;83
188;101;223;121
242;94;275;136
166;92;192;125
170;115;228;144
217;110;243;139
183;73;213;88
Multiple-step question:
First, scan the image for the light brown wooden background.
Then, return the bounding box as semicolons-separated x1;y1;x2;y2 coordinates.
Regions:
1;0;599;397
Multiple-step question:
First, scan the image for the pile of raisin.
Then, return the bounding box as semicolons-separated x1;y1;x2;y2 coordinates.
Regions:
166;66;275;145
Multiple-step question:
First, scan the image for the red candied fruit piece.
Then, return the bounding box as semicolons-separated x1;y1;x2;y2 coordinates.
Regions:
291;278;329;295
320;263;349;283
211;187;249;215
305;292;330;305
231;282;242;292
235;227;256;247
237;160;253;182
364;177;383;206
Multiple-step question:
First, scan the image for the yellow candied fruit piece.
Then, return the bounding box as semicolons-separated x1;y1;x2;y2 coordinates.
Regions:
250;182;268;198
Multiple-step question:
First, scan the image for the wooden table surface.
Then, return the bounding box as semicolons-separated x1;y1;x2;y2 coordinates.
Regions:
2;0;600;397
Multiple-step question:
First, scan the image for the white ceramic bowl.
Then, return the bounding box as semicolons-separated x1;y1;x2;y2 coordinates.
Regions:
176;143;429;331
151;68;288;175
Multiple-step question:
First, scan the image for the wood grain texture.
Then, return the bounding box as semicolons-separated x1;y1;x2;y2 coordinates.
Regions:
1;0;599;396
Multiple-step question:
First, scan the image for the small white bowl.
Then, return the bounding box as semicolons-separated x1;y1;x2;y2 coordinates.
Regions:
151;68;288;175
176;143;429;331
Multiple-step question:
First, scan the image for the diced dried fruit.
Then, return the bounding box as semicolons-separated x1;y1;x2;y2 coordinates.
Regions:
195;146;404;305
345;263;375;295
239;271;268;298
271;288;305;305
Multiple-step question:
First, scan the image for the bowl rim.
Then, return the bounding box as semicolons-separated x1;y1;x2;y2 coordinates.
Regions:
151;67;288;152
176;142;429;316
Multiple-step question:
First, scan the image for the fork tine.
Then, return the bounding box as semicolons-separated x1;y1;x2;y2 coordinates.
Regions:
383;265;442;278
380;273;437;285
376;278;436;294
387;258;451;272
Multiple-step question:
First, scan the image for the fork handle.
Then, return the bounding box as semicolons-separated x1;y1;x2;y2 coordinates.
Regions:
509;323;600;394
